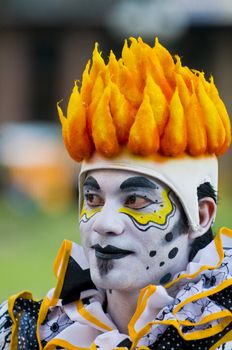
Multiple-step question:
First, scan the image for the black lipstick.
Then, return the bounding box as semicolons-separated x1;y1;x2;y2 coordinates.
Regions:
92;244;133;260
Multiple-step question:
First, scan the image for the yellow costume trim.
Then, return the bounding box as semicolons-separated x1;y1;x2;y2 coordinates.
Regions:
119;189;173;227
37;297;51;350
130;314;231;347
58;37;231;161
220;226;232;238
131;317;232;349
128;285;157;340
51;239;73;306
177;310;232;327
173;278;232;315
76;300;113;332
209;328;232;350
44;338;88;350
90;344;98;350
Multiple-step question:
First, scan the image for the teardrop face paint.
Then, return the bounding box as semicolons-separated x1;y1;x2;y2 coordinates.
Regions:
80;169;191;292
80;176;103;223
80;206;101;223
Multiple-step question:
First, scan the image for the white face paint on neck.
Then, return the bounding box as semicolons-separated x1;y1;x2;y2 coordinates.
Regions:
79;169;191;292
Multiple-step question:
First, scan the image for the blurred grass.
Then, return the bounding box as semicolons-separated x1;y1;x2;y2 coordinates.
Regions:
0;196;78;302
214;195;232;230
0;193;231;303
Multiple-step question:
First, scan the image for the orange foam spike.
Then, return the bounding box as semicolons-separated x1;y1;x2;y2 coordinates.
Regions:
144;75;169;136
209;78;231;155
57;103;70;154
66;84;92;160
148;49;173;102
118;62;142;107
108;50;119;84
80;60;92;106
161;88;187;156
128;94;159;156
89;43;106;82
175;56;193;92
109;81;135;144
176;74;191;110
154;37;175;87
197;80;225;154
58;84;92;162
185;92;207;156
87;75;105;135
92;86;119;157
122;39;143;90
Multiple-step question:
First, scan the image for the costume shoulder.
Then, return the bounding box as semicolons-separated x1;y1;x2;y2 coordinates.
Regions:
0;293;42;350
0;240;99;350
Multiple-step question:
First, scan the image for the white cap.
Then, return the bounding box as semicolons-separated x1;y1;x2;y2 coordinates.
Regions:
79;151;218;231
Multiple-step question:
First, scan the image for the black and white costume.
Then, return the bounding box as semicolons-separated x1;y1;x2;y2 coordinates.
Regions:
1;227;232;350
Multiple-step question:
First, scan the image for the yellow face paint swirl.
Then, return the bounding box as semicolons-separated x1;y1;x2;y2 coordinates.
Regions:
119;189;174;228
80;206;101;223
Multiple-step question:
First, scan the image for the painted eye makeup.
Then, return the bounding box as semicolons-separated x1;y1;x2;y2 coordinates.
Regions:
124;194;154;210
84;193;104;208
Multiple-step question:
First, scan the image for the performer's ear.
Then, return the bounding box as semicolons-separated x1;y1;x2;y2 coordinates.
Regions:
189;197;217;239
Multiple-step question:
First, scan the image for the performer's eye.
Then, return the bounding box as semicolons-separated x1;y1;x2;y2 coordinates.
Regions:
125;194;153;209
84;193;104;207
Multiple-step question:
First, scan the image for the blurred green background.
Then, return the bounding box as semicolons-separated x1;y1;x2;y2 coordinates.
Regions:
0;198;78;301
0;0;232;302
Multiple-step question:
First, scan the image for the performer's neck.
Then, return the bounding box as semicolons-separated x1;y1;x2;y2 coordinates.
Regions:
106;288;140;335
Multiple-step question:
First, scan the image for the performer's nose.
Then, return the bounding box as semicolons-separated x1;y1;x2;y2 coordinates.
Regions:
92;202;124;236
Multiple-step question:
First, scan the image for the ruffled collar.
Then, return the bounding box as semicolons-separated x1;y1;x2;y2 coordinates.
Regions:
38;227;232;349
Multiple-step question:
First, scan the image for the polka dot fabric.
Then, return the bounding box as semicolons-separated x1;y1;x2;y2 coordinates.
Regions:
209;285;232;311
13;298;41;350
148;323;232;350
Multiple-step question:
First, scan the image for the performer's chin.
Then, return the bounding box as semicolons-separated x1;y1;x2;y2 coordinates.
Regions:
97;258;114;276
90;259;131;291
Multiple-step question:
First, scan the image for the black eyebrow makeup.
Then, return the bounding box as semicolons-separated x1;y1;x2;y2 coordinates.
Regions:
83;176;100;190
120;176;158;191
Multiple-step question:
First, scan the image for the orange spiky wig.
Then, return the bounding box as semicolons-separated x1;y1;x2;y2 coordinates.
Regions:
57;37;231;162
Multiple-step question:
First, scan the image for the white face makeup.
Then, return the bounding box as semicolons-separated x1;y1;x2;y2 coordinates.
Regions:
79;170;192;292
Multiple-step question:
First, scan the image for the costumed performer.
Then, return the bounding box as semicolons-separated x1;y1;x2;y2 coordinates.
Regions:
0;37;232;350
